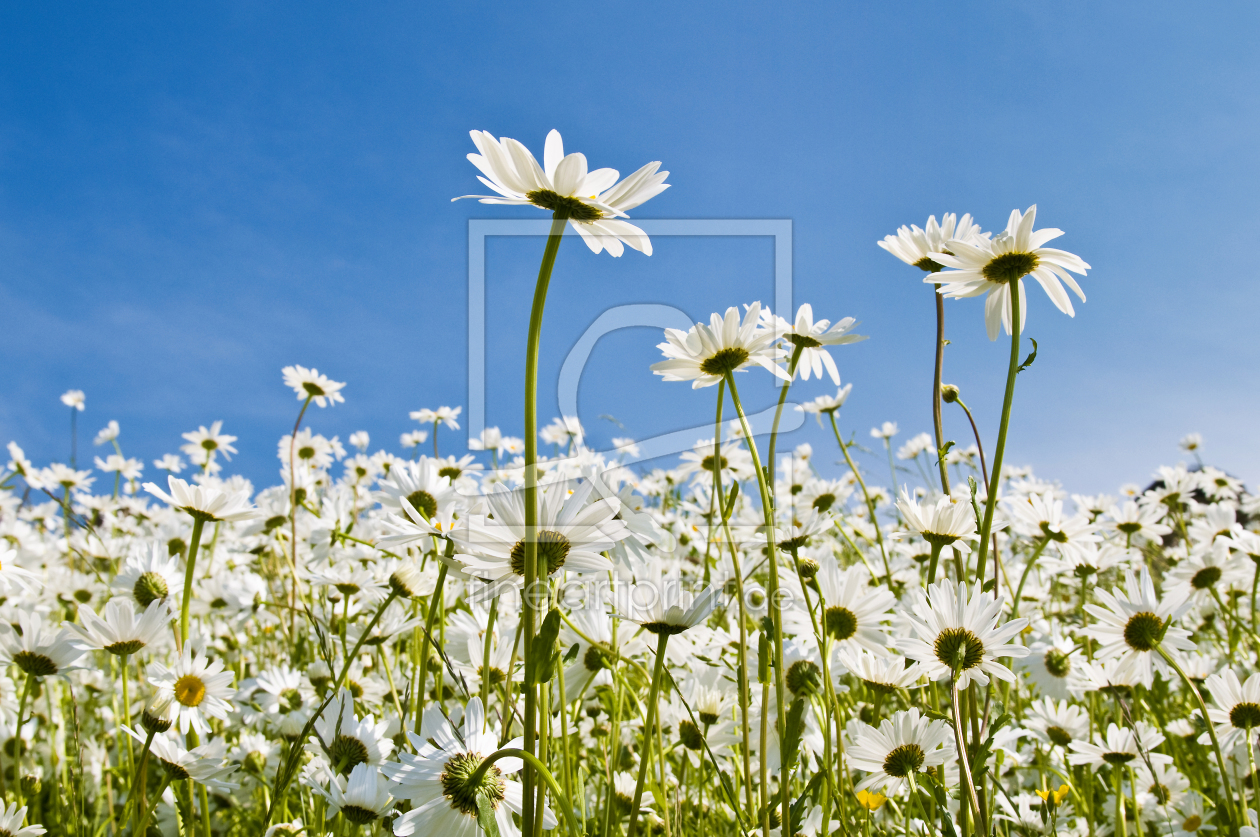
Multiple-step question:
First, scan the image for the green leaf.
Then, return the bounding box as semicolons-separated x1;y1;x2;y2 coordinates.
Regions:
723;481;740;521
982;578;997;593
527;610;562;685
781;698;807;772
936;440;955;466
923;707;952;724
477;791;502;837
918;773;959;837
563;642;581;664
1016;338;1038;374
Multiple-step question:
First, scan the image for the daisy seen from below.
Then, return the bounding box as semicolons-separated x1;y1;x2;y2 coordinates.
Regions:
0;611;86;678
282;364;346;408
813;561;896;655
846;707;953;794
928;205;1091;340
386;696;555;837
72;598;171;657
143;475;259;524
796;384;853;424
454;128;669;256
0;802;45;836
312;688;395;774
148;644;236;735
761;303;867;384
878;213;988;273
894;485;979;580
123;726;241;793
650;301;788;388
316;762;395;827
1200;669;1260;754
897;580;1029;690
1068;722;1172;768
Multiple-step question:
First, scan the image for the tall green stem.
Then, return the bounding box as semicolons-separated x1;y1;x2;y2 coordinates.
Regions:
627;633;671;837
932;292;951;494
521;213;568;835
180;516;207;645
414;563;448;731
725;372;791;837
975;279;1022;576
827;411;892;583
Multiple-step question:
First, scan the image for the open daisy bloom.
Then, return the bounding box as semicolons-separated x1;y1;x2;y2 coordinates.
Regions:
453;129;669;257
846;708;953;794
143;475;259;523
1201;669;1260;753
897;580;1029;690
927;205;1090;340
1082;568;1194;687
316;763;395;827
878;213;989;273
761;303;867;384
281;364;346;408
387;697;555;836
650;301;789;389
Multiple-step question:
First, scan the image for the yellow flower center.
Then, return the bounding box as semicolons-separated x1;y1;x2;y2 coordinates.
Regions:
174;674;207;707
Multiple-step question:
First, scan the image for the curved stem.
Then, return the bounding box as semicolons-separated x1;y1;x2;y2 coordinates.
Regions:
466;747;583;837
521;214;568;835
180;516;207;645
627;633;670;837
954;397;989;492
975;279;1022;574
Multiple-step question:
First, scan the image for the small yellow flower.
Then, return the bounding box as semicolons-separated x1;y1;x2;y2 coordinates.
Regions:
856;789;888;811
1035;784;1070;807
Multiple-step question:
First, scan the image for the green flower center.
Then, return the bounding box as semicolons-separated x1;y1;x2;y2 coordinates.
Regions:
981;252;1040;284
825;606;858;641
583;646;607;672
13;651;57;677
1122;612;1164;652
105;639;146;656
786;660;822;697
1230;702;1260;729
679;719;705;751
934;628;985;672
914;256;945;273
1182;815;1202;832
700;455;728;473
159;758;191;781
1116;522;1142;535
509;530;571;577
479;666;506;687
786;333;822;349
134;572;169;608
441;751;506;816
1102;751;1135;766
405;490;437;519
882;743;926;778
298;446;315;460
329;735;369;773
1043;649;1072;679
439;466;462;481
341;805;381;825
863;679;900;696
280;688;303;714
699;711;719;726
525;189;604;222
1046;726;1073;747
1039;522;1068;543
302;381;326;397
699;347;751;377
812;493;836;513
1191;567;1222;590
1149;782;1172;805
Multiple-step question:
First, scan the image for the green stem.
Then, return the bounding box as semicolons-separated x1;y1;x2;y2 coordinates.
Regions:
724;372;791;837
466;747;583;837
767;346;803;484
975;279;1023;576
521;213;568;836
13;673;33;808
950;679;983;828
1009;538;1049;619
627;633;671;837
932;292;951;494
414;563;448;731
137;774;173;834
180;516;208;645
926;542;944;588
827;411;892;583
481;597;498;710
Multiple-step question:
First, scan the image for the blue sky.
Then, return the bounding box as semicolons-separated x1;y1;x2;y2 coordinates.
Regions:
1;2;1257;495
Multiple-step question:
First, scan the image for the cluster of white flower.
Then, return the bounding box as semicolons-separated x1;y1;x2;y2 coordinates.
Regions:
0;131;1248;837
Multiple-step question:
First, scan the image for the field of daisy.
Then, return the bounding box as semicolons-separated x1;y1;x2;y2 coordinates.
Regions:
0;128;1252;837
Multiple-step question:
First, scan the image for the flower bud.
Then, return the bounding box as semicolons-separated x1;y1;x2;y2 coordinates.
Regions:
389;563;425;599
941;384;960;403
142;693;176;734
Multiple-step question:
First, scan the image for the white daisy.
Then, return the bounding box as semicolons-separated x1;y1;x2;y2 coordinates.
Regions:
795;384;853;425
312;688;395;774
897;580;1029;690
0;802;45;836
877;213;989;272
124;727;241;792
928;205;1091;340
316;762;395;826
453;128;669;257
845;708;953;794
813;561;896;655
0;611;87;678
650;302;789;389
72;598;171;657
281;364;346;407
761;303;867;385
1082;568;1194;687
894;486;979;554
143;475;259;523
1022;697;1091;749
613;557;720;636
1068;722;1172;769
1201;669;1260;754
147;645;236;735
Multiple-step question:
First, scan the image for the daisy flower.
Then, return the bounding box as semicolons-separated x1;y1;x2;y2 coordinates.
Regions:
1164;540;1251;606
281;364;346;407
813;561;896;655
0;548;39;595
453;480;627;585
180;420;238;463
761;303;867;385
928;205;1091;340
1083;568;1194;687
1022;697;1090;749
1107;499;1173;545
312;688;395;774
0;802;45;836
123;727;241;792
386;697;556;836
454;128;669;257
650;302;789;389
878;213;988;273
60;389;85;410
0;611;87;678
894;486;979;554
315;763;395;826
846;708;953;794
613;556;720;636
143;475;259;523
72;598;171;657
795;384;853;425
838;649;924;694
1018;633;1082;700
897;580;1029;690
410;405;462;430
1068;722;1172;768
1200;669;1260;754
147;645;236;735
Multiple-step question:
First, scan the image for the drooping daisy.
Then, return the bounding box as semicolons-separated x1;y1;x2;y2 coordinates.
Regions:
846;708;953;794
613;556;720;636
1068;722;1172;768
650;302;789;389
928;205;1091;340
0;610;87;678
315;762;395;827
123;727;241;792
1083;568;1194;687
282;365;346;408
452;480;627;585
761;303;867;385
386;696;556;836
878;213;989;273
312;688;395;774
454;129;669;257
897;580;1029;690
1134;762;1191;817
147;645;236;735
72;598;171;657
894;486;979;554
143;475;259;523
